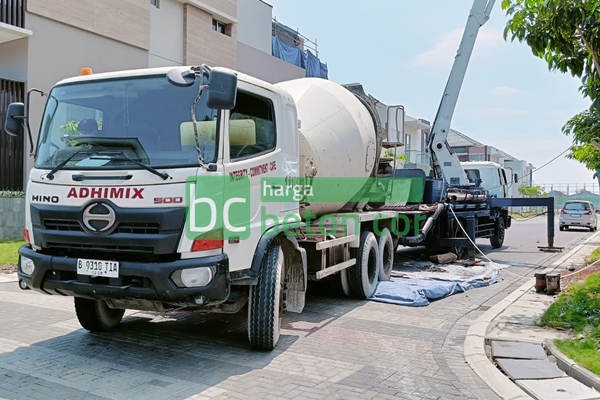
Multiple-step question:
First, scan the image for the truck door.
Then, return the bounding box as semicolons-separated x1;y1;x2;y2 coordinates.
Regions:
222;88;283;273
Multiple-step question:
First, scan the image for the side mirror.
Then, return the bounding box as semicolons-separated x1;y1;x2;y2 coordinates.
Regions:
207;67;238;110
4;102;25;137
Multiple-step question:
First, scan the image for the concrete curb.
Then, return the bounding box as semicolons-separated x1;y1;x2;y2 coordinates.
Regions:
0;272;18;283
464;230;600;399
464;279;534;400
545;340;600;392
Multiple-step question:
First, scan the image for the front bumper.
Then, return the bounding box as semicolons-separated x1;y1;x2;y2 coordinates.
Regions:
18;245;230;306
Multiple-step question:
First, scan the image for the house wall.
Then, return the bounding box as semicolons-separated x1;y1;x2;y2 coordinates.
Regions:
27;0;150;50
149;0;184;67
24;13;149;185
183;4;237;69
193;0;237;19
237;42;305;83
0;38;28;82
237;0;272;54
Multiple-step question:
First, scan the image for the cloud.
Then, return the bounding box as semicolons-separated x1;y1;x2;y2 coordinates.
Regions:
410;27;504;67
490;86;521;97
472;108;530;118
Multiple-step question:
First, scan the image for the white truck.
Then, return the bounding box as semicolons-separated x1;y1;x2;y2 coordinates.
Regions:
5;0;542;350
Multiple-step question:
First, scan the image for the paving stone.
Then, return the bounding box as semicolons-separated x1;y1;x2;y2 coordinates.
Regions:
494;305;543;326
496;358;566;380
516;377;600;400
491;340;547;360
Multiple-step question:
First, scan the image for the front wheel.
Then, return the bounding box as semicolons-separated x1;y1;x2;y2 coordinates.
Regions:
74;298;124;332
490;217;505;249
248;242;285;350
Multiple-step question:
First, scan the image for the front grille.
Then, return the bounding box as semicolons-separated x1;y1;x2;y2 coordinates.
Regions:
46;242;154;254
44;219;83;232
44;219;160;234
117;222;160;235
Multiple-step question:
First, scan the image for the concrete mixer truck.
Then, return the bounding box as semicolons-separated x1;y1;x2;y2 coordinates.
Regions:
4;0;557;350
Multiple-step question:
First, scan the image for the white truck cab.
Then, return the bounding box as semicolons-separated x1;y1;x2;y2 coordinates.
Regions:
460;161;509;198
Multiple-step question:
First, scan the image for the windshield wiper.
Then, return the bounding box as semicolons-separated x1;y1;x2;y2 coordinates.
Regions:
92;151;171;180
47;150;93;180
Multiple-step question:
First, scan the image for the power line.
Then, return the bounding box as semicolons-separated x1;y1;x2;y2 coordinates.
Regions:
487;146;572;193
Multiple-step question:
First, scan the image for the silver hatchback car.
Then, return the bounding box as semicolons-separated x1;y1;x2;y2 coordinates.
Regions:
560;201;598;231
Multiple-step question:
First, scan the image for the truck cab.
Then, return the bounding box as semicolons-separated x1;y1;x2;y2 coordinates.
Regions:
460;161;509;198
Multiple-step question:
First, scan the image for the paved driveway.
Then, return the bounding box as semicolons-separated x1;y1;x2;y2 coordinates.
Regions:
0;221;590;400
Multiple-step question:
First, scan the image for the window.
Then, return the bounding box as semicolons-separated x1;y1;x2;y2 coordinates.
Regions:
565;202;590;211
150;0;159;8
35;77;218;169
212;19;229;36
229;92;276;160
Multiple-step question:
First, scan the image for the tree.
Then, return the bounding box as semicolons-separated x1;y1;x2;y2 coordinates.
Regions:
562;110;600;170
503;0;600;108
518;184;547;197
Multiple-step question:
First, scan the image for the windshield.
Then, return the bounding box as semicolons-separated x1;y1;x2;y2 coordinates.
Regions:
35;75;218;169
564;202;590;211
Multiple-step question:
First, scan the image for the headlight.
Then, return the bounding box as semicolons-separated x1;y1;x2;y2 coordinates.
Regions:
20;256;35;275
179;267;213;288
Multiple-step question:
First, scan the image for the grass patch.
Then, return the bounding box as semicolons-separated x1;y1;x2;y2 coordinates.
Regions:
586;247;600;265
541;273;600;375
0;240;25;265
509;210;544;219
555;338;600;376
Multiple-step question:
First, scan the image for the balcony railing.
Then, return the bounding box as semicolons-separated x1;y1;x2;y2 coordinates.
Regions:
404;151;431;168
0;0;25;29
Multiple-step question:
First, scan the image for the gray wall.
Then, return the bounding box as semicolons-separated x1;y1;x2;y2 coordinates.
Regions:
0;38;28;82
24;13;149;185
237;42;305;84
0;197;26;240
237;0;272;54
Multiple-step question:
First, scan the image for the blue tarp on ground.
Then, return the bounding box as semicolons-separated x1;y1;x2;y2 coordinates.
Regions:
370;263;503;307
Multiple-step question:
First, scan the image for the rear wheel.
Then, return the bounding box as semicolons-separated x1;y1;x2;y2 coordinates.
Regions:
452;221;467;259
559;226;565;231
564;226;569;231
74;298;124;332
377;228;394;281
348;231;379;299
248;242;285;350
490;217;505;249
330;269;351;297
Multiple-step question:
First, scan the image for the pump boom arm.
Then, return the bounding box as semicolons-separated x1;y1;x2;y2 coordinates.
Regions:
428;0;495;186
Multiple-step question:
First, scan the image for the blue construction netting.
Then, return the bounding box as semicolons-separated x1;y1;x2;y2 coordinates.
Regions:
272;36;328;79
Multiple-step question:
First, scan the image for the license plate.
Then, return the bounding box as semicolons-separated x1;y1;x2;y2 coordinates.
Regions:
77;258;119;278
571;214;581;218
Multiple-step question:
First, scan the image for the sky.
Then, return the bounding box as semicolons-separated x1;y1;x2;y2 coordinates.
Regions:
266;0;593;185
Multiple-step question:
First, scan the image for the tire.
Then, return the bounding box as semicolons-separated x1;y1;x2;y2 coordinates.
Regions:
490;217;505;249
564;226;569;231
74;298;124;332
348;231;379;299
377;228;394;281
559;226;564;231
590;226;595;232
329;269;351;297
452;221;467;260
248;242;284;350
